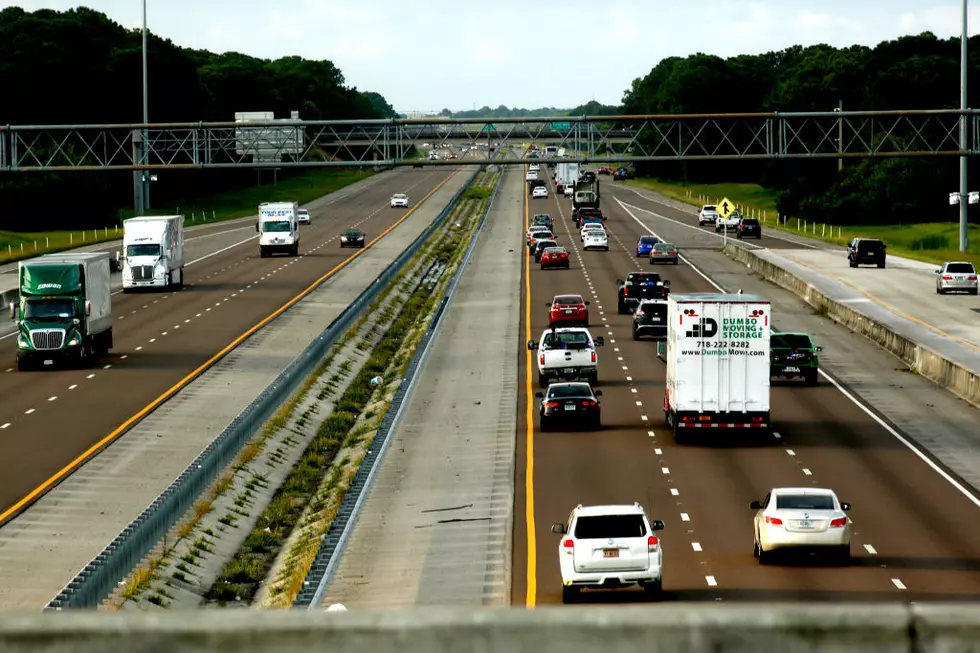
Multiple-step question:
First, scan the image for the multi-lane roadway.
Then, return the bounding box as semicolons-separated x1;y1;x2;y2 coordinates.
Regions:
0;167;456;524
512;168;980;604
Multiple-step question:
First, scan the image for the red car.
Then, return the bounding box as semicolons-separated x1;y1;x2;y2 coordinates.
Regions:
547;293;590;327
598;166;612;175
540;246;570;270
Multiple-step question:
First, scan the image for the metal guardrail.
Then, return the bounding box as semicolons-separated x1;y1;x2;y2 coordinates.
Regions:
294;168;503;608
43;168;481;610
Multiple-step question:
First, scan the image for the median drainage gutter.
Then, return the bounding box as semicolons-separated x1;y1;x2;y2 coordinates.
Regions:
723;242;980;411
294;167;504;609
97;169;500;611
43;167;483;610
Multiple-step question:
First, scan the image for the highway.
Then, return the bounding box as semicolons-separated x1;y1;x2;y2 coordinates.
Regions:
0;166;456;522
512;168;980;604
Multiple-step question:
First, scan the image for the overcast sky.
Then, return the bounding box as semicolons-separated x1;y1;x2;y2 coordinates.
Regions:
3;1;979;113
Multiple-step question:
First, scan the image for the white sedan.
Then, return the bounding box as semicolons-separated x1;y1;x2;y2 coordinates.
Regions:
297;209;310;224
751;487;852;564
583;230;609;251
390;193;409;208
564;186;574;197
532;186;549;199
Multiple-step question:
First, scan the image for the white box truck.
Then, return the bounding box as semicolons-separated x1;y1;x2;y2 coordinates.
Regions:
257;201;300;257
121;215;185;292
12;252;113;369
664;293;771;441
556;162;579;193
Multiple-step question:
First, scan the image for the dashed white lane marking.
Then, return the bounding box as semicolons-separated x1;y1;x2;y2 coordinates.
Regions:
891;578;907;590
635;401;643;407
802;468;812;476
149;338;156;343
691;541;702;551
103;364;112;370
654;448;663;455
648;431;656;437
864;544;878;555
681;513;690;522
773;432;782;439
626;376;633;382
0;423;8;429
47;396;56;402
86;374;95;379
661;467;670;474
705;576;718;587
69;385;77;390
641;415;649;421
670;488;679;496
120;355;128;360
162;331;168;336
786;449;796;456
135;346;142;351
24;409;34;415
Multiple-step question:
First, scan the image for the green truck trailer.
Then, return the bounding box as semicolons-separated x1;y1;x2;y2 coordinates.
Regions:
9;252;113;370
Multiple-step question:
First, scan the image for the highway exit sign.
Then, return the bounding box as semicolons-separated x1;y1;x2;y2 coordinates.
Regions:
551;122;571;130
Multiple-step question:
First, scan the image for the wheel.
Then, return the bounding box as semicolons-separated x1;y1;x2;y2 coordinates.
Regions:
643;579;662;598
632;327;640;341
15;356;28;372
165;272;172;289
673;259;678;265
848;260;856;268
587;372;598;386
737;232;742;239
836;545;851;566
757;234;762;239
805;369;818;386
971;289;978;295
758;546;772;565
561;586;580;604
537;372;548;388
176;267;184;289
293;244;300;256
878;261;885;268
937;286;943;294
540;416;550;432
753;539;760;558
590;416;601;431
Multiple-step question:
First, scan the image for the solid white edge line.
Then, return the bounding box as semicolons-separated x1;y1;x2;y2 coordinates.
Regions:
615;196;980;511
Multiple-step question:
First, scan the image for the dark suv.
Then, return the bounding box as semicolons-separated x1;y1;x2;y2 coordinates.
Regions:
736;218;762;239
632;299;668;340
770;332;822;385
847;238;886;268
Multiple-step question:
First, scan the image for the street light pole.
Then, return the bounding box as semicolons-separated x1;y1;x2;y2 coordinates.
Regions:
835;100;843;173
960;0;969;252
141;0;150;211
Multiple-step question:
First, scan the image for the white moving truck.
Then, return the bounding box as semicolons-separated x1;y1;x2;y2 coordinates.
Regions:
664;293;771;442
121;215;185;292
555;162;580;193
257;201;300;257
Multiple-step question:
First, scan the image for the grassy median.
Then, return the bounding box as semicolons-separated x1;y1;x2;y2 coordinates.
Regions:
0;168;374;265
625;177;980;268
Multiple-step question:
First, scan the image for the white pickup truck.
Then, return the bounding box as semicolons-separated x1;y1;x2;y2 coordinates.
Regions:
527;327;604;387
715;209;741;232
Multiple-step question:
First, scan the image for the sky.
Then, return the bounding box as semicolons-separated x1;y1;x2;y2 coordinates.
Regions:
3;0;980;114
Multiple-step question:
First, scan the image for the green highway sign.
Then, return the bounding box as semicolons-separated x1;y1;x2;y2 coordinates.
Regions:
551;121;571;130
482;124;497;131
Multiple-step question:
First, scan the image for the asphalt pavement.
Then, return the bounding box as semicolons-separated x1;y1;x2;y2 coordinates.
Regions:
512;167;980;606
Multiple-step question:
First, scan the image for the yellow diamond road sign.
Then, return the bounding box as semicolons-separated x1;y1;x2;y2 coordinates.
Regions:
717;197;736;219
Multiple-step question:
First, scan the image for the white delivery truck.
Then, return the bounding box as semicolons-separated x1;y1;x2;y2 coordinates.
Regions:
257;201;300;257
555;162;580;194
121;215;185;291
664;293;771;442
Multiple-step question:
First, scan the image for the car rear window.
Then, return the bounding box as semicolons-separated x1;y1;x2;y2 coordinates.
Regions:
543;331;590;348
771;334;812;349
639;302;667;316
535;240;556;251
543;247;565;255
857;240;884;253
948;263;976;274
775;494;835;510
535;231;553;239
742;219;759;226
574;514;647;539
548;384;592;398
555;295;583;305
627;274;661;284
639;236;657;243
703;205;717;211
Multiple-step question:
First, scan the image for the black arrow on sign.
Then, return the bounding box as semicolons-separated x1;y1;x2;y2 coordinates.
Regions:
721;201;731;214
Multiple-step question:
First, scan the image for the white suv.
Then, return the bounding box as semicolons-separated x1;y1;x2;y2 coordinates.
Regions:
550;503;664;603
698;204;719;226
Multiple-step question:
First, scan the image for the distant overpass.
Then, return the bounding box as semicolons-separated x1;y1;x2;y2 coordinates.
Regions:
0;110;976;171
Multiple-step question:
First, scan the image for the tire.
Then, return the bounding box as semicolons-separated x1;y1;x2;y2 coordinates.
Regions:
618;301;627;315
15;356;28;372
972;289;978;295
805;368;819;386
937;286;943;294
757;234;762;240
837;545;851;566
632;327;640;341
643;579;662;599
673;259;678;265
849;260;856;268
538;372;548;388
587;372;598;386
758;546;772;565
878;261;885;269
540;416;550;433
165;272;172;290
561;586;580;604
176;267;184;289
753;539;760;558
591;416;601;431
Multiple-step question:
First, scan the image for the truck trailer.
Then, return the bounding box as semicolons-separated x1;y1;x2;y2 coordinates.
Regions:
121;215;185;291
257;201;300;257
573;178;600;209
664;293;771;441
11;252;113;370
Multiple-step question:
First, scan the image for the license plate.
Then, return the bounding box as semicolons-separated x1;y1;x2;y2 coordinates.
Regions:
563;368;576;374
564;404;576;411
798;520;813;528
43;360;53;365
783;366;800;373
603;549;619;558
564;309;573;314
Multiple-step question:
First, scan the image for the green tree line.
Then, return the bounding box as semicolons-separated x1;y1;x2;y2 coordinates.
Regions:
622;33;980;226
0;6;397;230
435;101;621;119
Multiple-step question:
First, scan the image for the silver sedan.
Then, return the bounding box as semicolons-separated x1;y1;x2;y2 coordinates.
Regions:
936;261;978;295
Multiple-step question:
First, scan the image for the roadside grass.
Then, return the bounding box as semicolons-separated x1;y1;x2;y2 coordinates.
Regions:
0;168;373;266
624;177;980;268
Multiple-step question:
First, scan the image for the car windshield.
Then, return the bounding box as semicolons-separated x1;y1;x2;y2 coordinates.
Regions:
771;334;813;349
262;220;291;232
775;494;835;510
534;215;550;223
574;514;646;539
543;331;590;348
298;210;308;216
392;194;407;200
343;230;362;238
127;244;161;257
627;274;661;285
554;295;583;305
548;384;592;398
947;263;976;274
24;298;74;320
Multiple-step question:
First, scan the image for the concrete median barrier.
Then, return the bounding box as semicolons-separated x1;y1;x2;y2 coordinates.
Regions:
1;603;976;651
724;243;980;411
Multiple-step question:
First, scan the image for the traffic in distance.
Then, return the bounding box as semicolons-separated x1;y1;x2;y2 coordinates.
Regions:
7;191;414;371
520;151;963;603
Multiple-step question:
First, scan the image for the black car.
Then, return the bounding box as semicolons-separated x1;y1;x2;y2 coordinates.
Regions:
847;238;886;268
532;214;553;230
527;179;546;195
340;228;365;248
579;171;596;183
632;299;668;340
736;218;762;239
534;239;558;262
617;272;670;313
535;382;602;431
573;207;603;227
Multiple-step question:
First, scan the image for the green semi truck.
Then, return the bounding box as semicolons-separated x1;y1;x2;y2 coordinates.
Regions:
9;252;113;370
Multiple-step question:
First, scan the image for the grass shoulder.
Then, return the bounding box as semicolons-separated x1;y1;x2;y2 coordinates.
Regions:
624;177;980;268
0;168;373;265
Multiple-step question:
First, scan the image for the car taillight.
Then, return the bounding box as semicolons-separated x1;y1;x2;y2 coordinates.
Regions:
943;275;953;280
563;539;574;553
668;251;676;255
582;400;596;407
647;536;659;551
765;515;783;526
545;401;559;409
635;310;645;317
830;517;847;528
623;287;628;296
539;354;545;365
591;351;596;363
970;275;978;280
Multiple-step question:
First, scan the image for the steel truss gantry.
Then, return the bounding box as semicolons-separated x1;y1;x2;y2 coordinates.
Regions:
0;109;977;171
